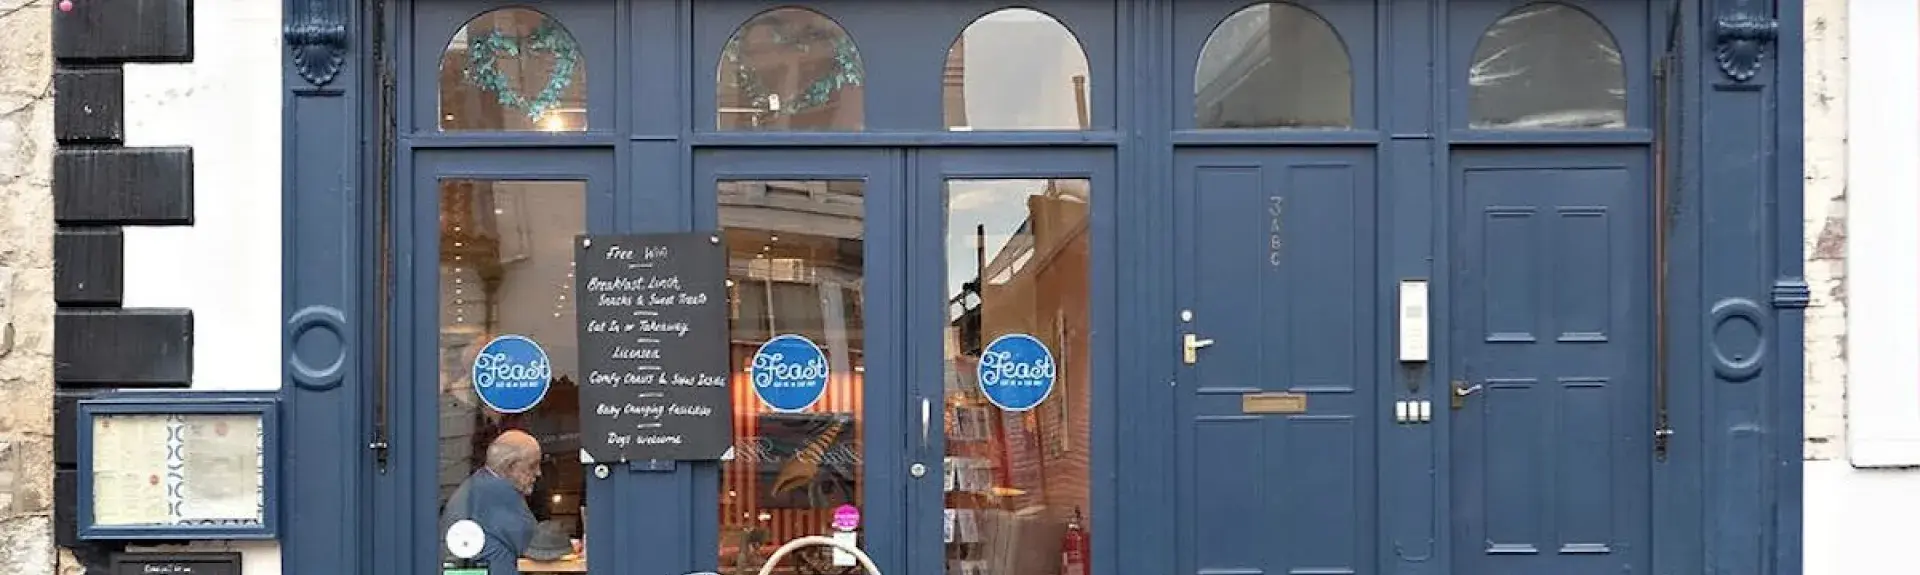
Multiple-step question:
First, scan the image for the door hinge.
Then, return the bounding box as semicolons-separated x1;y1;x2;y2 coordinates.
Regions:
1653;427;1674;460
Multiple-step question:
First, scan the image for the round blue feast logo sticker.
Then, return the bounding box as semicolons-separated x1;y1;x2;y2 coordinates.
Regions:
977;333;1057;412
471;334;553;414
751;334;831;412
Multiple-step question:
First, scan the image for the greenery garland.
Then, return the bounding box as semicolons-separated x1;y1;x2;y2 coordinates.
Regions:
459;13;862;125
463;19;581;121
721;17;865;122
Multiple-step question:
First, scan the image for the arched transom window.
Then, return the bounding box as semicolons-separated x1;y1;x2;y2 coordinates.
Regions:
438;8;590;132
1468;2;1626;129
942;8;1093;131
716;7;867;131
1194;2;1352;129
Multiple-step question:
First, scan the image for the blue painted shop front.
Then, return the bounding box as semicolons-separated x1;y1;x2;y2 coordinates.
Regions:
277;1;1807;575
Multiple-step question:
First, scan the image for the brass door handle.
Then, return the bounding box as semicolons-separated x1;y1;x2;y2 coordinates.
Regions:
1450;381;1483;410
1183;333;1215;364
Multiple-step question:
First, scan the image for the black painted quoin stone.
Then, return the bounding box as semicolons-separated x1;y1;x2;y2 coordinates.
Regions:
49;0;196;570
575;233;734;463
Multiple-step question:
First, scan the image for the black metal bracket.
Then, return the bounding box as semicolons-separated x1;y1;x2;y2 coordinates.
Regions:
1713;0;1779;83
286;0;349;87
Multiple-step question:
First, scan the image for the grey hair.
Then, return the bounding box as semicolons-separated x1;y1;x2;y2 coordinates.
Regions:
484;435;537;473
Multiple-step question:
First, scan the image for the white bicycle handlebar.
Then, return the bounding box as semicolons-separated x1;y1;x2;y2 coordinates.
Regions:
757;535;883;575
685;534;881;575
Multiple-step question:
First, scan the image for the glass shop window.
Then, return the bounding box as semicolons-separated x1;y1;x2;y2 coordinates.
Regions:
942;178;1094;575
435;179;590;573
439;8;590;132
716;180;868;575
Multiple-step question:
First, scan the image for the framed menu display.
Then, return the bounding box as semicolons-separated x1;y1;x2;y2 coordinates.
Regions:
77;392;279;540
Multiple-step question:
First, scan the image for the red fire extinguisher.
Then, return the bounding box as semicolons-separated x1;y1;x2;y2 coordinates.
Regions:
1061;507;1089;575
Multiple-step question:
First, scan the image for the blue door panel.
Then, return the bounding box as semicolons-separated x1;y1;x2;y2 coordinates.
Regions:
1174;149;1378;575
1448;148;1652;575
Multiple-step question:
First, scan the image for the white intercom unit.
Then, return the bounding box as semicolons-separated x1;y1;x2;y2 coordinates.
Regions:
1398;279;1429;362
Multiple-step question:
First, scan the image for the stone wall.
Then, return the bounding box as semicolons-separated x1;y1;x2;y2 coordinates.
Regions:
0;0;58;573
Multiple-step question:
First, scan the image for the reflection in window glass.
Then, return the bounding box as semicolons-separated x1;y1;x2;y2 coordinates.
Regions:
439;9;589;132
943;9;1091;131
716;181;867;575
718;9;866;131
1195;3;1352;129
943;179;1092;575
1469;3;1626;129
435;180;588;572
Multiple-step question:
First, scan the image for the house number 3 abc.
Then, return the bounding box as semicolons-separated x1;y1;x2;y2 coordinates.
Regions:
1268;196;1284;266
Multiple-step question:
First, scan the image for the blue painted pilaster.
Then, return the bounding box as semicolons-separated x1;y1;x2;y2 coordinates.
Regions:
1118;3;1174;575
1765;0;1809;573
1654;2;1706;575
593;3;713;575
1695;0;1797;574
280;0;368;574
1381;0;1439;572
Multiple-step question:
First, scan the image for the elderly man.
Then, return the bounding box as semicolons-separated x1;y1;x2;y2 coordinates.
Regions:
441;430;543;575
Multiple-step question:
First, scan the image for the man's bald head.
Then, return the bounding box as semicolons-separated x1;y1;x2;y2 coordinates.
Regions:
485;430;542;494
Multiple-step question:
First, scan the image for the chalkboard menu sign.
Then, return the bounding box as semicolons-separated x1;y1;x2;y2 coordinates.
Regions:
112;552;241;575
574;233;733;462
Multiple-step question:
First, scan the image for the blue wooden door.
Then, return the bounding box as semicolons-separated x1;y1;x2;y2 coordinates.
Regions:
1444;149;1654;575
1444;3;1657;575
1168;2;1380;573
1173;148;1381;575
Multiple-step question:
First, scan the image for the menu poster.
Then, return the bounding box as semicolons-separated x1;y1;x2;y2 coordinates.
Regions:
575;233;733;462
90;415;171;525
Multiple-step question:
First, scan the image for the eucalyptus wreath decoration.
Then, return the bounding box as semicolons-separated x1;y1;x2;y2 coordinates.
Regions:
463;18;582;121
720;13;865;123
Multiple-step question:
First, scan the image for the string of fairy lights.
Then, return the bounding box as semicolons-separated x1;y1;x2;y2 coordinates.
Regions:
440;196;581;329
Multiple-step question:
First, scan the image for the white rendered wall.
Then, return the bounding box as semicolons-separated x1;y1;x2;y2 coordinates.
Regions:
121;0;283;393
116;0;283;569
1804;0;1920;574
1839;0;1920;469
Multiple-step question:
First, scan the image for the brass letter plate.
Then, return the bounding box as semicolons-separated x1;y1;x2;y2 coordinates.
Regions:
1242;392;1307;414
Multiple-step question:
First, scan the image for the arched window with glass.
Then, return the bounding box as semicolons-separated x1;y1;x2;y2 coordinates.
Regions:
716;7;867;131
942;8;1092;131
1467;2;1627;129
438;8;590;132
1193;2;1353;130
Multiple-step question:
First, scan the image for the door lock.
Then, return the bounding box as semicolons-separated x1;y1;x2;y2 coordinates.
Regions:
1450;380;1483;410
1183;333;1215;365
